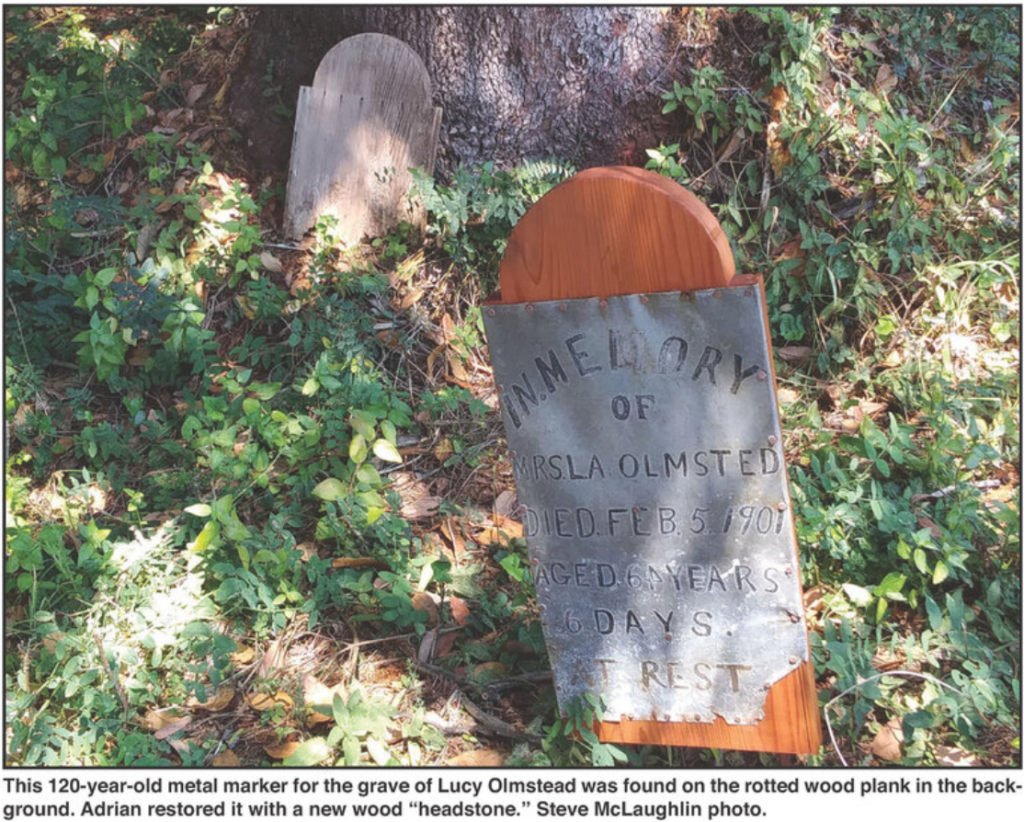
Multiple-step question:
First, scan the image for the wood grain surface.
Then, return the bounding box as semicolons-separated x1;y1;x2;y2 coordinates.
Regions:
493;166;822;755
283;33;441;243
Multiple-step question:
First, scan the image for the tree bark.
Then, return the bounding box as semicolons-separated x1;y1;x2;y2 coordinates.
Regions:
230;6;682;177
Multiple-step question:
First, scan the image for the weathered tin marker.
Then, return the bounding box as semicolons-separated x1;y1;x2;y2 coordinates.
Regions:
482;167;821;754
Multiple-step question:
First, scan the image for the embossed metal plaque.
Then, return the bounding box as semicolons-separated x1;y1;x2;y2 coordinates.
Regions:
483;288;808;725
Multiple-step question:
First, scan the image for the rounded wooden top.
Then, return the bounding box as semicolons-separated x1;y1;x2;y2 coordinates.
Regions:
498;166;735;303
312;32;432;102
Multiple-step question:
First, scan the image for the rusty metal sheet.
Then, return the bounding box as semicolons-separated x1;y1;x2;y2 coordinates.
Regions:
483;288;807;725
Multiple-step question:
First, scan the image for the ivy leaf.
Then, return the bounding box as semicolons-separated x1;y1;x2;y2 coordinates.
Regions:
312;478;346;502
343;735;361;766
365;737;392;766
250;382;281;400
349;434;368;464
283;737;331;767
372;438;402;464
190;521;220;552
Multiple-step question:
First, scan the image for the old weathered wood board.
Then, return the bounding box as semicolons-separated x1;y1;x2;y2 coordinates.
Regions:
483;167;822;754
283;33;442;243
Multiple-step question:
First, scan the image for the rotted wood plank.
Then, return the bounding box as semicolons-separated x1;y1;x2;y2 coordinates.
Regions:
284;33;441;244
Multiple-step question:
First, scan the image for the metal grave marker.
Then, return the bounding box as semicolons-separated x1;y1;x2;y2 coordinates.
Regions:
482;166;821;753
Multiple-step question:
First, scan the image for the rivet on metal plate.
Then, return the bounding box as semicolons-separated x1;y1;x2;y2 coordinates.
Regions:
531;558;539;565
713;290;723;298
664;633;672;641
777;501;787;511
745;289;754;297
486;308;496;317
599;299;608;309
763;681;772;691
558;303;567;312
785;566;793;575
757;370;768;381
640;295;648;304
768;435;778;446
525;304;534;313
789;656;799;665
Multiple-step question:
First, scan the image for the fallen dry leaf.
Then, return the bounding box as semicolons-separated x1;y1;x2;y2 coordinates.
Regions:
168;738;190;755
426;344;445;379
154;715;193;740
503;640;538;657
777;387;800;404
446;350;471;382
446;749;506;767
440;313;456;344
418;628;439;664
935;746;979;767
492;516;524;540
960;136;978;164
875;64;898;94
802;585;825;613
259;251;283;273
230;643;255;665
303;673;346;725
264;741;302;760
435;631;458;658
212;749;241;767
916;515;943;539
776;346;812;367
871;717;904;761
186;83;208;106
440;520;466;558
248;691;294;712
449;595;471;627
411;592;440;626
433;438;454;462
401;496;441;521
141;709;188;732
259;638;286;678
473;661;507;678
190;687;235;712
880;348;902;368
331;556;387;570
398;288;424;310
494;490;517;519
213;76;231;107
858;400;888;419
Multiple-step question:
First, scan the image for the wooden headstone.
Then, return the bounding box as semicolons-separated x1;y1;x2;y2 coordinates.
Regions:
283;33;442;243
482;167;821;754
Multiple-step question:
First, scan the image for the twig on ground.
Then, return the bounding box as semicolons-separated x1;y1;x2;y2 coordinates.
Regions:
824;670;968;767
458;692;542;742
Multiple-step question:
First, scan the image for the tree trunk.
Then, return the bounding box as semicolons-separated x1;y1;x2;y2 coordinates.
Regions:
230;6;682;178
